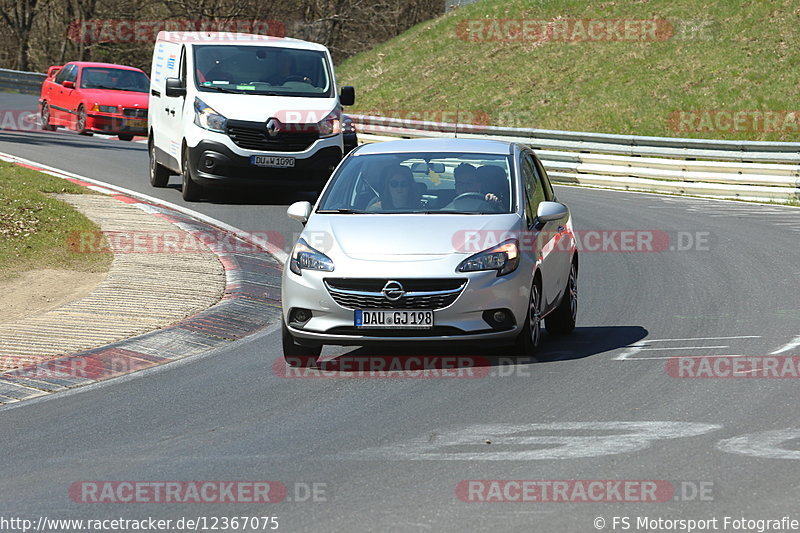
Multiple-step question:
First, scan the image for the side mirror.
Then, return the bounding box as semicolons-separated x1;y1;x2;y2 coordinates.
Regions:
62;80;75;89
340;86;355;106
165;77;186;97
536;201;568;223
287;201;312;224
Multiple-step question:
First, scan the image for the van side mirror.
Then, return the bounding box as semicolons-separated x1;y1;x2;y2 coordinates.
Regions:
62;80;75;89
165;78;186;97
340;86;355;106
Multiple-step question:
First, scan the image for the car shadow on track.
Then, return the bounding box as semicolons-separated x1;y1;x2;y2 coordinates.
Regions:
164;183;320;206
0;130;146;152
319;326;648;371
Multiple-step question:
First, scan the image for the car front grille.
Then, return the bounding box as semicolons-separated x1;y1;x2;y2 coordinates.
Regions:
122;108;147;118
227;120;319;152
324;278;467;310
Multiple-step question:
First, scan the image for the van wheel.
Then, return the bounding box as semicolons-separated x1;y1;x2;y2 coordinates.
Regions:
514;279;542;355
546;262;578;335
40;102;55;131
282;320;321;367
181;148;202;201
149;139;170;187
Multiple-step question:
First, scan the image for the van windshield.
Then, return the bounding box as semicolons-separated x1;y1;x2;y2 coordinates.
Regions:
193;45;333;97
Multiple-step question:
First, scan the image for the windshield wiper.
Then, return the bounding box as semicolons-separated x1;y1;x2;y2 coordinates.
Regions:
201;85;244;94
316;208;368;214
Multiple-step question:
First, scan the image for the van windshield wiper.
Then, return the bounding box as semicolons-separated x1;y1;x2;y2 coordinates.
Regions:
201;85;244;94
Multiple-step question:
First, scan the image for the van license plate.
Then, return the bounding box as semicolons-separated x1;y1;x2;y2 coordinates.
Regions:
251;156;295;168
355;310;433;329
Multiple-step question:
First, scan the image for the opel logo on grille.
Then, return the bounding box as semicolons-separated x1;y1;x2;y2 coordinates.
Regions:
266;118;281;137
381;280;405;301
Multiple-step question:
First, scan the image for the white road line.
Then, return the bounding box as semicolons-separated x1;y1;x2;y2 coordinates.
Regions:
638;345;728;351
613;345;643;360
0;150;289;264
771;335;800;355
633;335;760;343
620;354;751;361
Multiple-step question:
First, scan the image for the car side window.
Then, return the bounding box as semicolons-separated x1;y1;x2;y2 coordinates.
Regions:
65;65;78;84
532;156;554;201
55;64;73;84
521;154;545;226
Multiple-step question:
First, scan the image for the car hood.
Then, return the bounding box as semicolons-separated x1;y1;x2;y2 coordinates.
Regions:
304;213;522;259
81;89;148;108
193;93;338;123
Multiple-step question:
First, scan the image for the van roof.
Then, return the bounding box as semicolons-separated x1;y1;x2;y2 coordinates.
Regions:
155;31;329;52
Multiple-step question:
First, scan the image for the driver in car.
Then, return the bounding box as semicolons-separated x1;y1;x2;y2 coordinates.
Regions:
444;163;501;209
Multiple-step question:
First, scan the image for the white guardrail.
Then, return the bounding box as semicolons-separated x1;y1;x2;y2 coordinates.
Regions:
350;115;800;204
0;65;798;204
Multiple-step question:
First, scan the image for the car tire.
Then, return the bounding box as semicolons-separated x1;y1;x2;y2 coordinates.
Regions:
514;279;542;355
40;102;55;131
282;319;321;367
545;261;578;335
149;139;170;187
181;148;202;201
118;134;134;141
75;105;91;135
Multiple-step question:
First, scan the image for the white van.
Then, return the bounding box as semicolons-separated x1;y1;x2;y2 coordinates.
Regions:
148;31;355;201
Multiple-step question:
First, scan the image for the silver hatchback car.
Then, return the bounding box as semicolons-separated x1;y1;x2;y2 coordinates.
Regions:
281;138;577;365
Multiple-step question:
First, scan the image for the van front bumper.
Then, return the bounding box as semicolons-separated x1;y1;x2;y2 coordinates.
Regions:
188;140;342;189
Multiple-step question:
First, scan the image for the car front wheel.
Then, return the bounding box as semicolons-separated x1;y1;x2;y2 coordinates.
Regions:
40;102;55;131
282;319;321;367
514;280;542;355
546;262;577;335
75;105;91;135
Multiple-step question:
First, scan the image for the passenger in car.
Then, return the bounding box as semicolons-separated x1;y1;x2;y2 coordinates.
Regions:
367;165;422;211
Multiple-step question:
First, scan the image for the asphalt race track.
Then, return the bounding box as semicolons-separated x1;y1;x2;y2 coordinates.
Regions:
1;92;800;531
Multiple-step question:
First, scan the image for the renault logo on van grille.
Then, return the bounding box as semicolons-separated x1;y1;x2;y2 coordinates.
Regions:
266;118;281;137
381;281;405;301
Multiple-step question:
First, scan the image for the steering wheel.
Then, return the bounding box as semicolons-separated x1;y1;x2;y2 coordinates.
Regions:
449;192;496;212
284;75;310;83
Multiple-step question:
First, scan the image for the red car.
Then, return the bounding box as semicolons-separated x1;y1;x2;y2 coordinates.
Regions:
39;62;149;141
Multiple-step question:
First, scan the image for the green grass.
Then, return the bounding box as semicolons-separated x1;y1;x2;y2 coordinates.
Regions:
0;162;111;281
337;0;800;141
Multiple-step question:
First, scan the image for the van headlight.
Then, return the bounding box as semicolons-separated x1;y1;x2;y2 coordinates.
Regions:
194;97;227;133
317;110;341;138
289;238;335;275
457;239;519;276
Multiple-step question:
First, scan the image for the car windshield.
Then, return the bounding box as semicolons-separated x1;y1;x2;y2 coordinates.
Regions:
80;68;149;92
318;152;515;214
193;45;333;97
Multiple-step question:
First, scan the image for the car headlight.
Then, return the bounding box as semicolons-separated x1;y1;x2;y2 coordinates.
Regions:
317;110;341;138
457;238;519;276
289;238;334;275
194;97;227;133
92;104;118;113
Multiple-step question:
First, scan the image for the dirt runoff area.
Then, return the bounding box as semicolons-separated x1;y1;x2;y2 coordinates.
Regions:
0;269;107;324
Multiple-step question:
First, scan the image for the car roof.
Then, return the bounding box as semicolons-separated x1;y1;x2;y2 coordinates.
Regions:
155;31;328;52
353;138;515;156
66;62;145;72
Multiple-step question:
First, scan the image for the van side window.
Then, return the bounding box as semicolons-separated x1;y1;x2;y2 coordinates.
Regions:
180;46;187;85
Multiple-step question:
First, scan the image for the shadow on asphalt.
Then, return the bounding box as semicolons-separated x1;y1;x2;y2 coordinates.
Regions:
173;185;320;206
319;326;649;370
0;129;146;152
